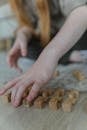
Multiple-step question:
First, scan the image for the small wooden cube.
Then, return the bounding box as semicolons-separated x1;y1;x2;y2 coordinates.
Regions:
2;93;11;103
6;39;12;51
49;97;61;110
47;88;55;96
68;89;79;99
23;89;29;98
22;99;33;107
62;98;73;112
53;71;60;78
73;70;85;81
23;86;32;98
54;88;65;97
42;91;49;98
34;96;48;109
41;88;54;97
53;96;63;102
70;98;78;105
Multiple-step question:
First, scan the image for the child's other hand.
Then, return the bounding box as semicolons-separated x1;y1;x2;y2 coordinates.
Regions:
0;45;58;107
7;28;30;72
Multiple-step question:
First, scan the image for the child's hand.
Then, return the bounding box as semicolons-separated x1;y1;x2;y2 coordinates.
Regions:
7;27;31;72
0;46;58;107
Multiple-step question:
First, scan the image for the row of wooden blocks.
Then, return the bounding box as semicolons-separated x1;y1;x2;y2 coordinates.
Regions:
55;70;86;81
0;38;13;51
53;69;86;81
1;87;80;112
1;69;85;112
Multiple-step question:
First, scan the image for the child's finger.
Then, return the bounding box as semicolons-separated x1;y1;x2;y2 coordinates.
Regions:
7;43;19;67
14;63;23;73
27;83;41;102
8;44;19;59
13;79;33;107
20;42;28;57
7;51;21;72
11;87;18;106
7;53;14;68
0;78;20;95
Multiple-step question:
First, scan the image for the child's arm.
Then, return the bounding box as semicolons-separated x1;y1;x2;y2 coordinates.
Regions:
0;6;87;107
49;6;87;60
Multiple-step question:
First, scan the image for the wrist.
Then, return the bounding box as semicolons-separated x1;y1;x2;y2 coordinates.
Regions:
37;44;60;67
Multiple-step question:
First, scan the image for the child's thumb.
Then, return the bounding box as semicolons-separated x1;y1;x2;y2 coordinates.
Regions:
20;43;28;57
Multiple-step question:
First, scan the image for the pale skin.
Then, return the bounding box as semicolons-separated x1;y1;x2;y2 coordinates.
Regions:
0;6;87;107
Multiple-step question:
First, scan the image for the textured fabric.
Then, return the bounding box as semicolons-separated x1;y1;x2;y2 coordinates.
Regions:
27;37;44;60
59;31;87;64
0;54;87;130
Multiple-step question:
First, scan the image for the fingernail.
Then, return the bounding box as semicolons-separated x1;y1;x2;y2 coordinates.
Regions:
27;96;32;102
23;51;27;57
14;100;19;106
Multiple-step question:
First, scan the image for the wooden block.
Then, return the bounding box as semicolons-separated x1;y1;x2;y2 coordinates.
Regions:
6;39;12;51
0;40;6;51
39;90;43;96
22;99;33;107
1;93;11;103
70;98;78;105
54;88;65;97
53;96;63;102
53;71;60;78
41;88;54;97
73;70;85;81
23;86;32;98
23;89;29;98
62;98;73;112
47;88;55;96
42;91;49;98
68;89;80;99
49;97;61;110
34;96;48;109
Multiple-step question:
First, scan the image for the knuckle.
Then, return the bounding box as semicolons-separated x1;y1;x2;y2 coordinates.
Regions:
35;72;50;85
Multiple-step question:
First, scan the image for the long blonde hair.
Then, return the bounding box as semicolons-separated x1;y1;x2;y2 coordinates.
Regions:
9;0;51;47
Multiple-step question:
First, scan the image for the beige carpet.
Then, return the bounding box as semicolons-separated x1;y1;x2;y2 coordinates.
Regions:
0;52;87;130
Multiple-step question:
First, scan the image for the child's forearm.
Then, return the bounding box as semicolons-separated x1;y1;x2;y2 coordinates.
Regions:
48;6;87;61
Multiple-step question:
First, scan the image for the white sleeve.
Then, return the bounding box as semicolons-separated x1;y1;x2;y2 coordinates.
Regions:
59;0;87;17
